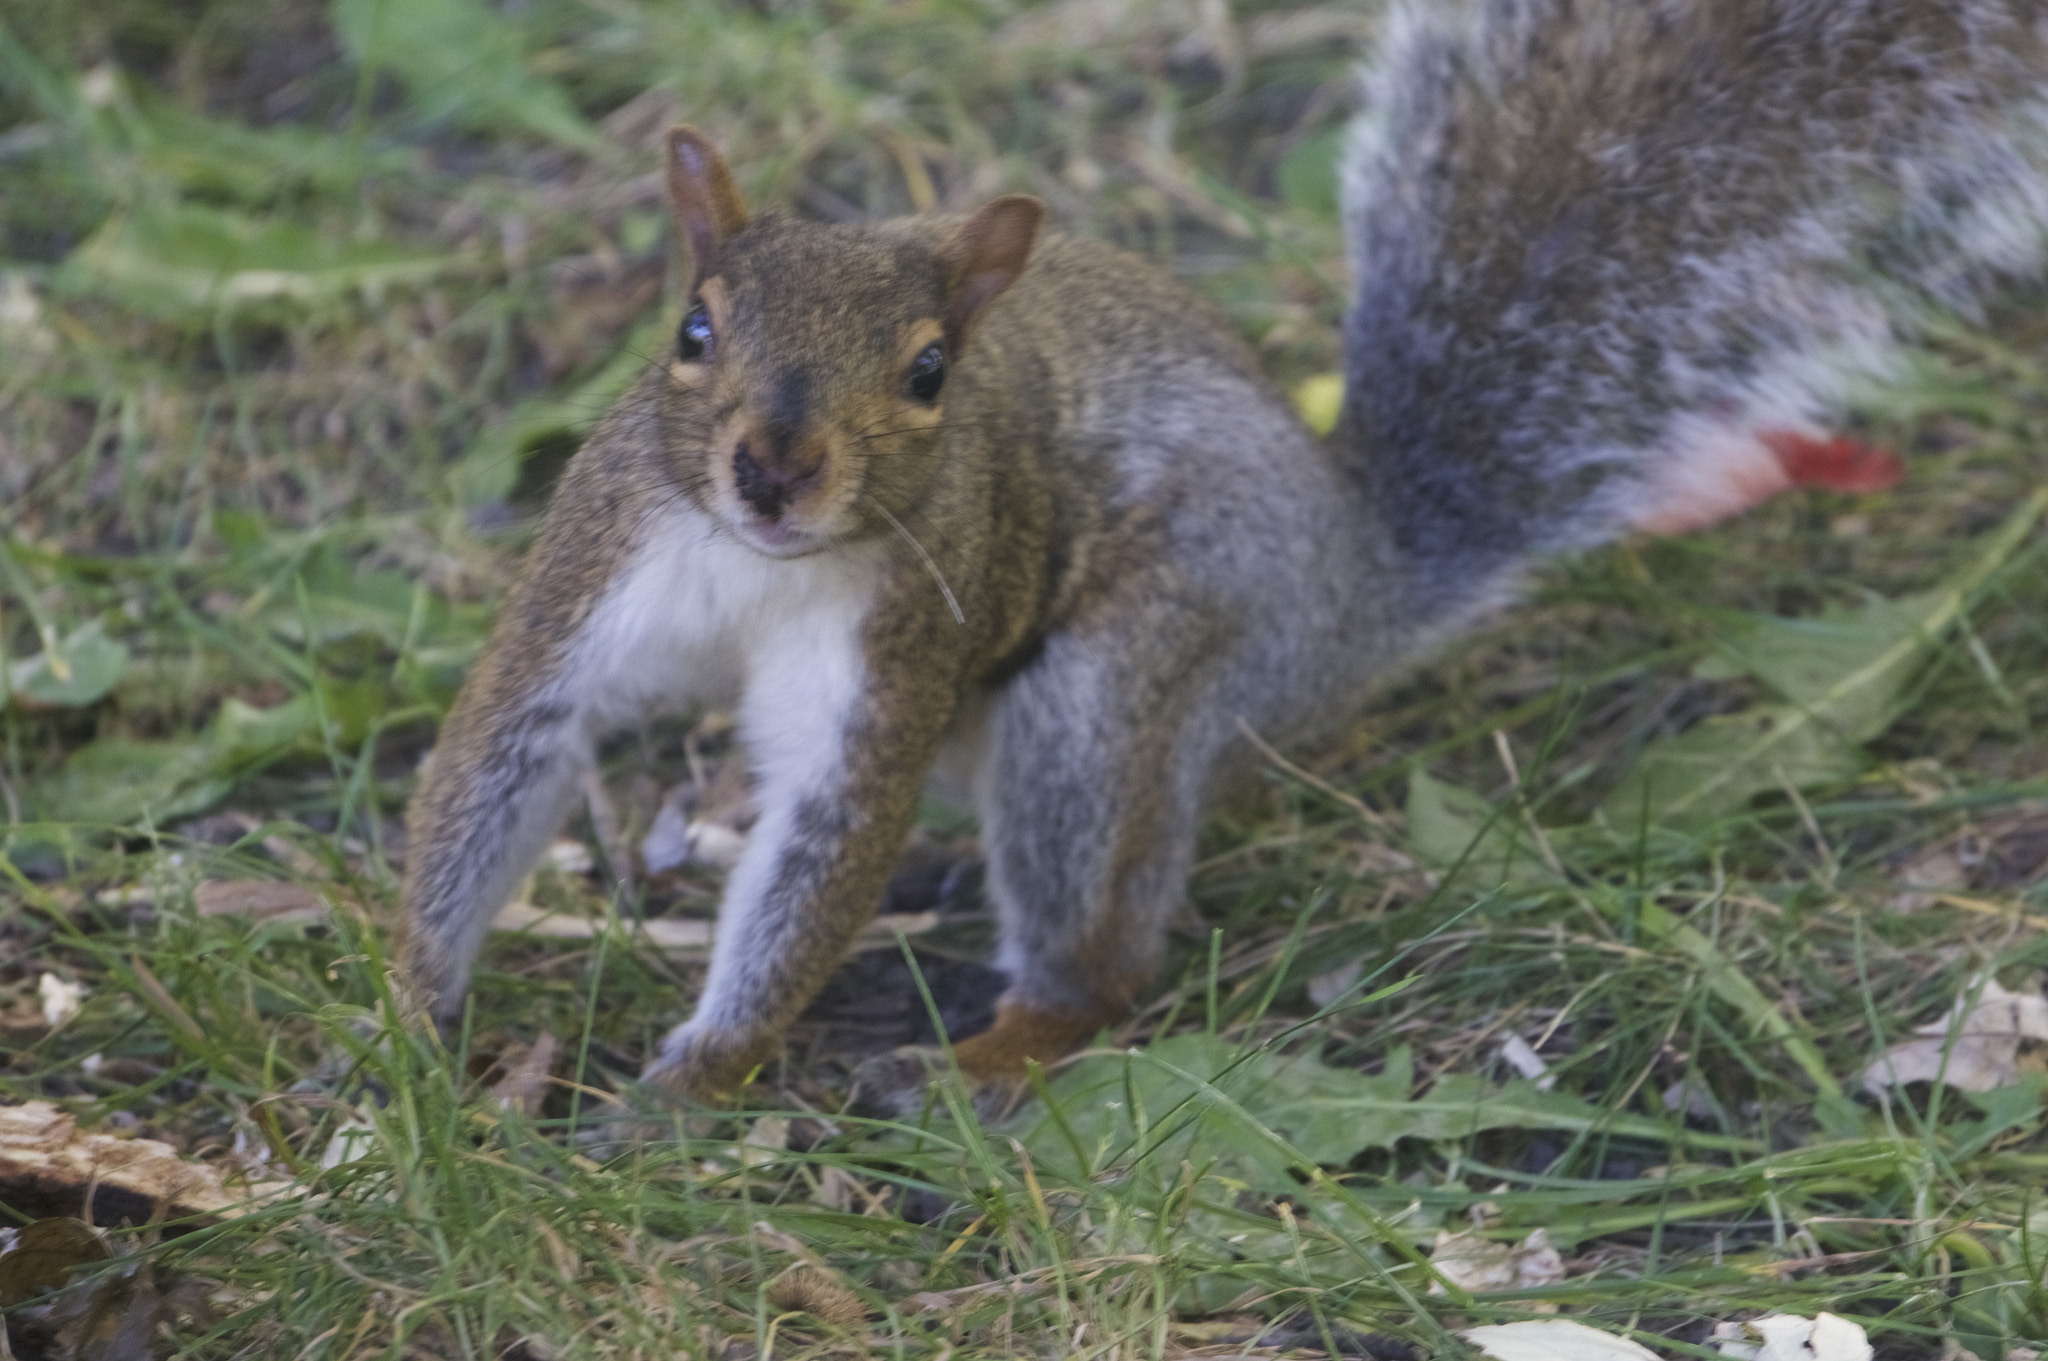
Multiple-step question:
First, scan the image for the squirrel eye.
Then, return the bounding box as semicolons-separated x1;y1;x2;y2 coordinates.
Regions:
677;301;714;362
906;343;946;403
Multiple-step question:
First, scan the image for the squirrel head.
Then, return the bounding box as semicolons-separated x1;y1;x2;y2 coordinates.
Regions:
658;126;1043;558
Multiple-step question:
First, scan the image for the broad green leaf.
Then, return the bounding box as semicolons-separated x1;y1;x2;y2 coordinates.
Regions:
8;620;128;708
28;738;228;826
1406;767;1557;888
1013;1032;1723;1194
60;201;454;318
331;0;599;151
1606;488;2047;832
28;697;318;828
1601;704;1864;832
210;696;319;768
1708;589;1945;740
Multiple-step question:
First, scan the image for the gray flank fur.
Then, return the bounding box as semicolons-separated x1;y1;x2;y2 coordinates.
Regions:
1342;0;2048;610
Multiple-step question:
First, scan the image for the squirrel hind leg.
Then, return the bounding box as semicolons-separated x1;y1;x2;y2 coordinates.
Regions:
852;640;1221;1114
1629;422;1902;535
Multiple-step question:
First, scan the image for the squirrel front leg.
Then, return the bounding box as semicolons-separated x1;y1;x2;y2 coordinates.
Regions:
399;491;642;1029
641;600;960;1102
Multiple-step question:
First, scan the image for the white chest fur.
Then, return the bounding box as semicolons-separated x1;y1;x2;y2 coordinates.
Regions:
568;508;884;740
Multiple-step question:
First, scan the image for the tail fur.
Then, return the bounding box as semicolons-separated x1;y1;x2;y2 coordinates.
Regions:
1340;0;2048;610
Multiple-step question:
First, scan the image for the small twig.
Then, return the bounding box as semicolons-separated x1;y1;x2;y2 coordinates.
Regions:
1237;717;1390;829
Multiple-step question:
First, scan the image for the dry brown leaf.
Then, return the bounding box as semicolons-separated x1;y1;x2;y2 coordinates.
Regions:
0;1101;290;1223
1712;1312;1874;1361
0;1218;110;1304
1862;976;2048;1095
1429;1227;1564;1298
193;880;332;924
489;900;938;953
1462;1319;1659;1360
487;1033;560;1116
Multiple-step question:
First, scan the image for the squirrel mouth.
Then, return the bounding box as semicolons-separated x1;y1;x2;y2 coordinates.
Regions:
736;509;813;554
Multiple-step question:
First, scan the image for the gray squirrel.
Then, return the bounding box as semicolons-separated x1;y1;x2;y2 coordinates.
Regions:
398;0;2048;1111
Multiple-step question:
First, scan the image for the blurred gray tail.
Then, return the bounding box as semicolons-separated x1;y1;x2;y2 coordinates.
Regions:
1339;0;2048;612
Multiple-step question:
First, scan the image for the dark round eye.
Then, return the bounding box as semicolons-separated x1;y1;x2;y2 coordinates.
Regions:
906;343;945;403
677;301;713;362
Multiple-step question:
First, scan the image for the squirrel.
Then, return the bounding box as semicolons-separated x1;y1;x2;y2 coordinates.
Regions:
399;0;2048;1113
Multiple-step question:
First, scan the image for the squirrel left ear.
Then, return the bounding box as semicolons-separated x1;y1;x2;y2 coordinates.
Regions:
938;195;1043;348
665;126;750;287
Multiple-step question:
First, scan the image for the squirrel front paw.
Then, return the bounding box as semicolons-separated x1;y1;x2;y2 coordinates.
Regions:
638;1026;766;1107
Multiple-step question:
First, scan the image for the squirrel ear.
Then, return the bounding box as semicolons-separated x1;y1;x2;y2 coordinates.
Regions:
665;126;750;286
938;195;1043;347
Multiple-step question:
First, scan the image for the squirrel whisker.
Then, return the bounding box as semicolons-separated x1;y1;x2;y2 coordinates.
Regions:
871;499;966;625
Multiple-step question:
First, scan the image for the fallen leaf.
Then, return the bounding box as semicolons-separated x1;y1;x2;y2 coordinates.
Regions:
0;1218;110;1304
642;766;756;874
1715;1312;1873;1361
49;1257;163;1361
0;1101;287;1223
1862;976;2048;1095
1460;1318;1661;1361
37;973;85;1028
1429;1227;1564;1296
193;880;331;924
318;1112;380;1170
545;839;594;875
488;1033;559;1116
489;900;937;953
1499;1034;1554;1089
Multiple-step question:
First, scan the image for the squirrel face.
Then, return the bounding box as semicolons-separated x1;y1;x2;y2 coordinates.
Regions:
660;128;1042;558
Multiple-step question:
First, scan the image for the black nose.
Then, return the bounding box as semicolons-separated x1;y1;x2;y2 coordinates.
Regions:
733;442;787;517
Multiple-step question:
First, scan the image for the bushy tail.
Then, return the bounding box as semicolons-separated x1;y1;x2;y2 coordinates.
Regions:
1340;0;2048;611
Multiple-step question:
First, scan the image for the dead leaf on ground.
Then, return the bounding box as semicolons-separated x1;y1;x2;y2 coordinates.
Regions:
642;761;756;874
489;900;937;953
1885;846;1967;914
487;1032;560;1116
45;1257;165;1361
1461;1318;1660;1360
0;1218;110;1304
37;973;86;1028
0;1101;290;1224
1862;976;2048;1095
1428;1226;1564;1298
192;879;334;924
1711;1312;1873;1361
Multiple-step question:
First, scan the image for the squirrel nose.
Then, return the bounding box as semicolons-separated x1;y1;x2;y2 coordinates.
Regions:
732;438;821;518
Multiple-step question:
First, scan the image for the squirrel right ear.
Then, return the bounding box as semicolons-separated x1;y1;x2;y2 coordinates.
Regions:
938;195;1044;347
665;126;750;286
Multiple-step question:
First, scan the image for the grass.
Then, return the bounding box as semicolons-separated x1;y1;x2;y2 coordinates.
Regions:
5;0;2048;1356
